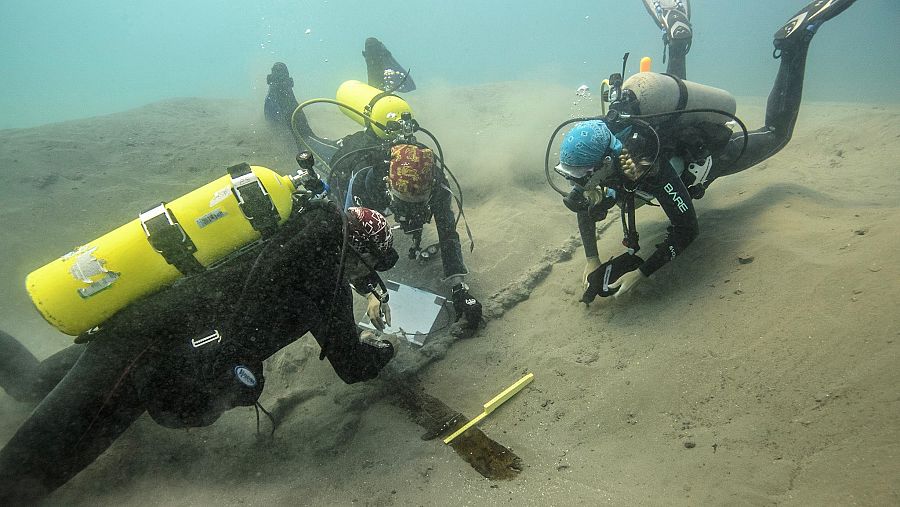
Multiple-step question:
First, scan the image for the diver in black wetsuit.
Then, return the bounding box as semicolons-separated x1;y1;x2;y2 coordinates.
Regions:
0;201;398;504
555;0;858;301
264;38;483;332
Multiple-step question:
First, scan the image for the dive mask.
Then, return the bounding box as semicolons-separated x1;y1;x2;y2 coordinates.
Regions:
391;198;432;234
555;155;616;184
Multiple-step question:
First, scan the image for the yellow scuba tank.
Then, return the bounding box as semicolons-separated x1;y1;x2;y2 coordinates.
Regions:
335;80;413;139
26;164;296;336
622;72;736;125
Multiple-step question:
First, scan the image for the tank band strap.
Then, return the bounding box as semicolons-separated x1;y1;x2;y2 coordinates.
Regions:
139;203;205;276
363;91;395;132
228;163;279;238
662;73;690;111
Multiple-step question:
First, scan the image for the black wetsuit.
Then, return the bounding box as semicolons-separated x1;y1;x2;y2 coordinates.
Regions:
338;138;469;279
578;161;698;276
269;71;469;281
578;32;815;275
263;38;468;281
0;201;393;504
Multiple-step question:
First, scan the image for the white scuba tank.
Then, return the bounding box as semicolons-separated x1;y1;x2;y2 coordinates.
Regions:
622;72;736;125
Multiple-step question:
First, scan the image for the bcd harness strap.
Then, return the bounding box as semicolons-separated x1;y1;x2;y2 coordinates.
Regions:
140;203;205;276
228;163;280;239
620;188;641;254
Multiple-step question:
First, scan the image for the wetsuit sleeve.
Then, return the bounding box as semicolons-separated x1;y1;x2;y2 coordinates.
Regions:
431;170;468;278
639;162;699;276
577;209;600;258
308;285;391;384
257;206;390;384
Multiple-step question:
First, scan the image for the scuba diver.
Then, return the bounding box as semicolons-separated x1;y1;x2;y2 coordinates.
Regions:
548;0;858;302
0;175;400;503
264;38;484;332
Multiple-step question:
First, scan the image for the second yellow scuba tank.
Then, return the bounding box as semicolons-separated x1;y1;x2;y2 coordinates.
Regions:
26;164;296;336
335;80;413;139
621;72;736;125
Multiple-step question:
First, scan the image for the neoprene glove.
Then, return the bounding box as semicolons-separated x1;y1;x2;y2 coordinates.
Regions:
451;283;483;330
366;293;391;331
583;256;603;288
581;253;644;303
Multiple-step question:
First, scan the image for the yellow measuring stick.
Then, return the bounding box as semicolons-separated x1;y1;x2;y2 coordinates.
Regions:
443;373;534;444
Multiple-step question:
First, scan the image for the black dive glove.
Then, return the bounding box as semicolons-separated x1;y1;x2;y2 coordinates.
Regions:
451;283;483;330
581;253;644;303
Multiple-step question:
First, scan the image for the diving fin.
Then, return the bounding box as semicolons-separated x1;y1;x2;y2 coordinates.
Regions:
774;0;857;45
363;37;416;93
642;0;692;41
264;62;299;128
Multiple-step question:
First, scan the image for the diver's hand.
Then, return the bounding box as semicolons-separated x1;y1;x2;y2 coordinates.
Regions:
451;283;483;330
583;256;602;288
608;269;646;297
366;293;391;331
358;330;396;365
581;253;644;303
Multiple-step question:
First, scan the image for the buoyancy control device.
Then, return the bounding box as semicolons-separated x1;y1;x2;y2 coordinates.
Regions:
27;164;305;336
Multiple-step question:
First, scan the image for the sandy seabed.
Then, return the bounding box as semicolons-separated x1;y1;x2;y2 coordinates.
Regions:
0;83;898;505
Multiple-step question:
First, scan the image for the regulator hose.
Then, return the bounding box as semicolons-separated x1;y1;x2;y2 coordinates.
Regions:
290;98;390;180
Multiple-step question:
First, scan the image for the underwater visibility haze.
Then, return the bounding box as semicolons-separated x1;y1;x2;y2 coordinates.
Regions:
0;0;899;505
1;0;898;128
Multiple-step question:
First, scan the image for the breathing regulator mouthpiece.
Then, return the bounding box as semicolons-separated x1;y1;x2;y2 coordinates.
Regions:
563;184;592;213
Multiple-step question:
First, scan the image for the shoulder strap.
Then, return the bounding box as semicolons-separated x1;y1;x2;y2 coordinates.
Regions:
620;189;641;254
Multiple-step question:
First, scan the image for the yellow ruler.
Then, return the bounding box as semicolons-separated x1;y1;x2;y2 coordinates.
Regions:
443;373;534;444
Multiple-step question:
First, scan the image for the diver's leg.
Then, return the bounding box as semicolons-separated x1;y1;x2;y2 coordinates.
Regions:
264;62;339;161
264;62;298;126
666;38;690;80
0;337;148;503
708;0;857;181
363;38;416;92
0;329;41;400
0;330;83;403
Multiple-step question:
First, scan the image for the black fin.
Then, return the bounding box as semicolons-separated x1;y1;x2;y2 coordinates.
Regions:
774;0;857;43
363;37;416;93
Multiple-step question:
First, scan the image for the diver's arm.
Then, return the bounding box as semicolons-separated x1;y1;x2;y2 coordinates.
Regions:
309;284;392;384
577;210;600;258
638;164;699;276
431;175;468;280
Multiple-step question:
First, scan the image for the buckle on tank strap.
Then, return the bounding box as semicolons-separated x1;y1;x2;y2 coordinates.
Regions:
228;163;279;238
139;203;204;276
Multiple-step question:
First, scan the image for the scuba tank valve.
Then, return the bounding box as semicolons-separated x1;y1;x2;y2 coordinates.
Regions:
291;151;328;197
384;111;419;144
